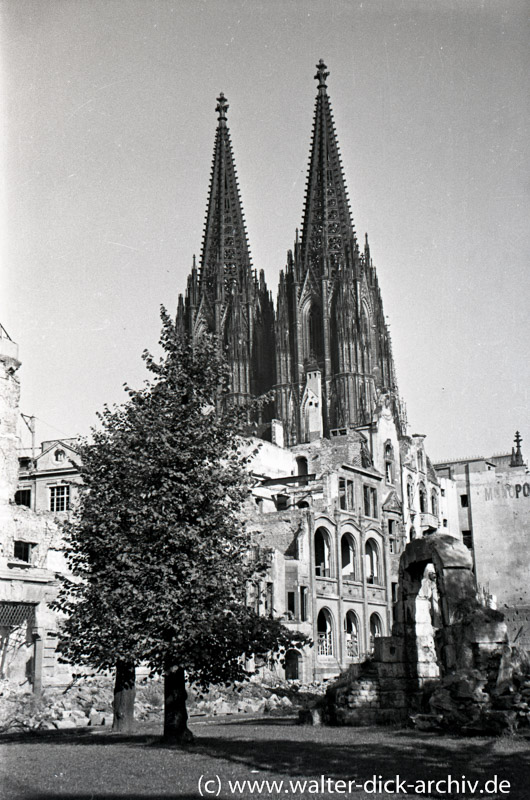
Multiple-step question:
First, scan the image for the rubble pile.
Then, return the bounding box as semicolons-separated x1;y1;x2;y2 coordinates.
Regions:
413;647;530;735
0;675;313;732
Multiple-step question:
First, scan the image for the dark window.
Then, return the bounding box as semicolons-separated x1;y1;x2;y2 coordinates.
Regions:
431;492;438;516
341;534;356;580
15;489;31;508
389;538;395;554
50;485;70;512
371;487;378;518
419;485;427;513
462;531;473;550
314;528;331;577
443;518;448;528
300;586;308;622
287;591;296;618
276;494;289;511
14;541;32;562
363;486;377;517
265;583;274;617
284;649;301;681
460;494;469;508
407;480;414;508
391;582;398;604
365;539;380;585
441;488;445;497
339;478;354;510
296;456;308;476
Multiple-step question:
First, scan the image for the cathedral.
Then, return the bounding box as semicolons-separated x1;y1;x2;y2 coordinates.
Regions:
176;61;443;681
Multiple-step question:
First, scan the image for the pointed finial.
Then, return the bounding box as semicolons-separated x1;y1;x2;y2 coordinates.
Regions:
510;430;524;467
192;254;196;269
315;59;329;90
216;93;229;125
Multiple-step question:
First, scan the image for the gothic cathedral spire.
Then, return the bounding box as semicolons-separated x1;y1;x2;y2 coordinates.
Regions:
274;61;401;445
301;59;357;280
177;94;274;409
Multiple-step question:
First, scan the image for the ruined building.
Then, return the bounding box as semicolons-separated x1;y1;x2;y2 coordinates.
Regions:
0;326;73;689
176;62;444;682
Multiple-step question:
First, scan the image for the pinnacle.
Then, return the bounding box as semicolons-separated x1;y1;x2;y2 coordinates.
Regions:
216;92;229;124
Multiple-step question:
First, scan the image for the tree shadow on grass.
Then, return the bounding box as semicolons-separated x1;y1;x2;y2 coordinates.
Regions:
1;722;530;799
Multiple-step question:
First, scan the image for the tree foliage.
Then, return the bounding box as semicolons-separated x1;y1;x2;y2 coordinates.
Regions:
55;310;308;699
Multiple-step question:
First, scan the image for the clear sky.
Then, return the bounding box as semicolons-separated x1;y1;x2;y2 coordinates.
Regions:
1;0;528;461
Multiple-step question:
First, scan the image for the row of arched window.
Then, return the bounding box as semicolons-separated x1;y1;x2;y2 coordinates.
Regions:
317;608;383;659
406;479;439;515
314;527;382;585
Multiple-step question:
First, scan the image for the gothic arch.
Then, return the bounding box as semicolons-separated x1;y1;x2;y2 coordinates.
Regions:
344;610;360;659
301;296;324;365
317;607;334;657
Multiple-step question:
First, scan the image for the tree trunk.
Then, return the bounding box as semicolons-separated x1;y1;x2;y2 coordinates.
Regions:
112;660;136;732
163;663;194;743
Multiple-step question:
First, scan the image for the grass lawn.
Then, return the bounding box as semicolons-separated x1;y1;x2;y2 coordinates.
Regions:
0;716;529;800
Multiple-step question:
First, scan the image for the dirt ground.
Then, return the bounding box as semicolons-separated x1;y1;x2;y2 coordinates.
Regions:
1;716;529;800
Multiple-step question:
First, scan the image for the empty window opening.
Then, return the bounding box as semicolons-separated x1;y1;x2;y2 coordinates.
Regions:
284;649;302;681
431;491;438;516
14;541;32;563
344;611;359;659
341;533;356;580
314;528;331;577
296;456;308;476
287;591;296;619
365;539;380;585
369;613;383;652
15;489;31;508
317;609;334;656
300;586;308;622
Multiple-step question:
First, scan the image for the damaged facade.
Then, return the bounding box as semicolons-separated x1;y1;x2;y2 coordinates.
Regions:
0;327;75;690
4;62;526;691
176;62;445;682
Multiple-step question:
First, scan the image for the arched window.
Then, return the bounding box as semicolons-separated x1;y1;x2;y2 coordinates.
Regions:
344;611;360;659
284;649;302;681
314;527;331;577
296;456;308;476
54;449;65;463
384;441;394;484
317;608;334;656
419;483;427;513
306;303;323;363
341;533;356;580
418;451;424;471
365;538;380;585
407;478;414;509
369;613;383;652
431;491;438;516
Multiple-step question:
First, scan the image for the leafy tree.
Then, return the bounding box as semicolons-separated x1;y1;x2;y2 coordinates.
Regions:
55;310;308;741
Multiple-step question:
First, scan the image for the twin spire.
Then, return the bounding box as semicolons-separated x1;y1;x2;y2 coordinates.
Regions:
199;90;252;303
199;60;356;296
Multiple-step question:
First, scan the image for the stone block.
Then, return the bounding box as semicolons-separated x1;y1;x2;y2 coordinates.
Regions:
374;637;406;663
55;718;78;729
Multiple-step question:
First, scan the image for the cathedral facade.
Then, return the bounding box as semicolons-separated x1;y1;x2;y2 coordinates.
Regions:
176;62;445;681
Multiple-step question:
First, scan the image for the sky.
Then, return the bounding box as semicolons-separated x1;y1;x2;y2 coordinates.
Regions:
1;0;528;461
